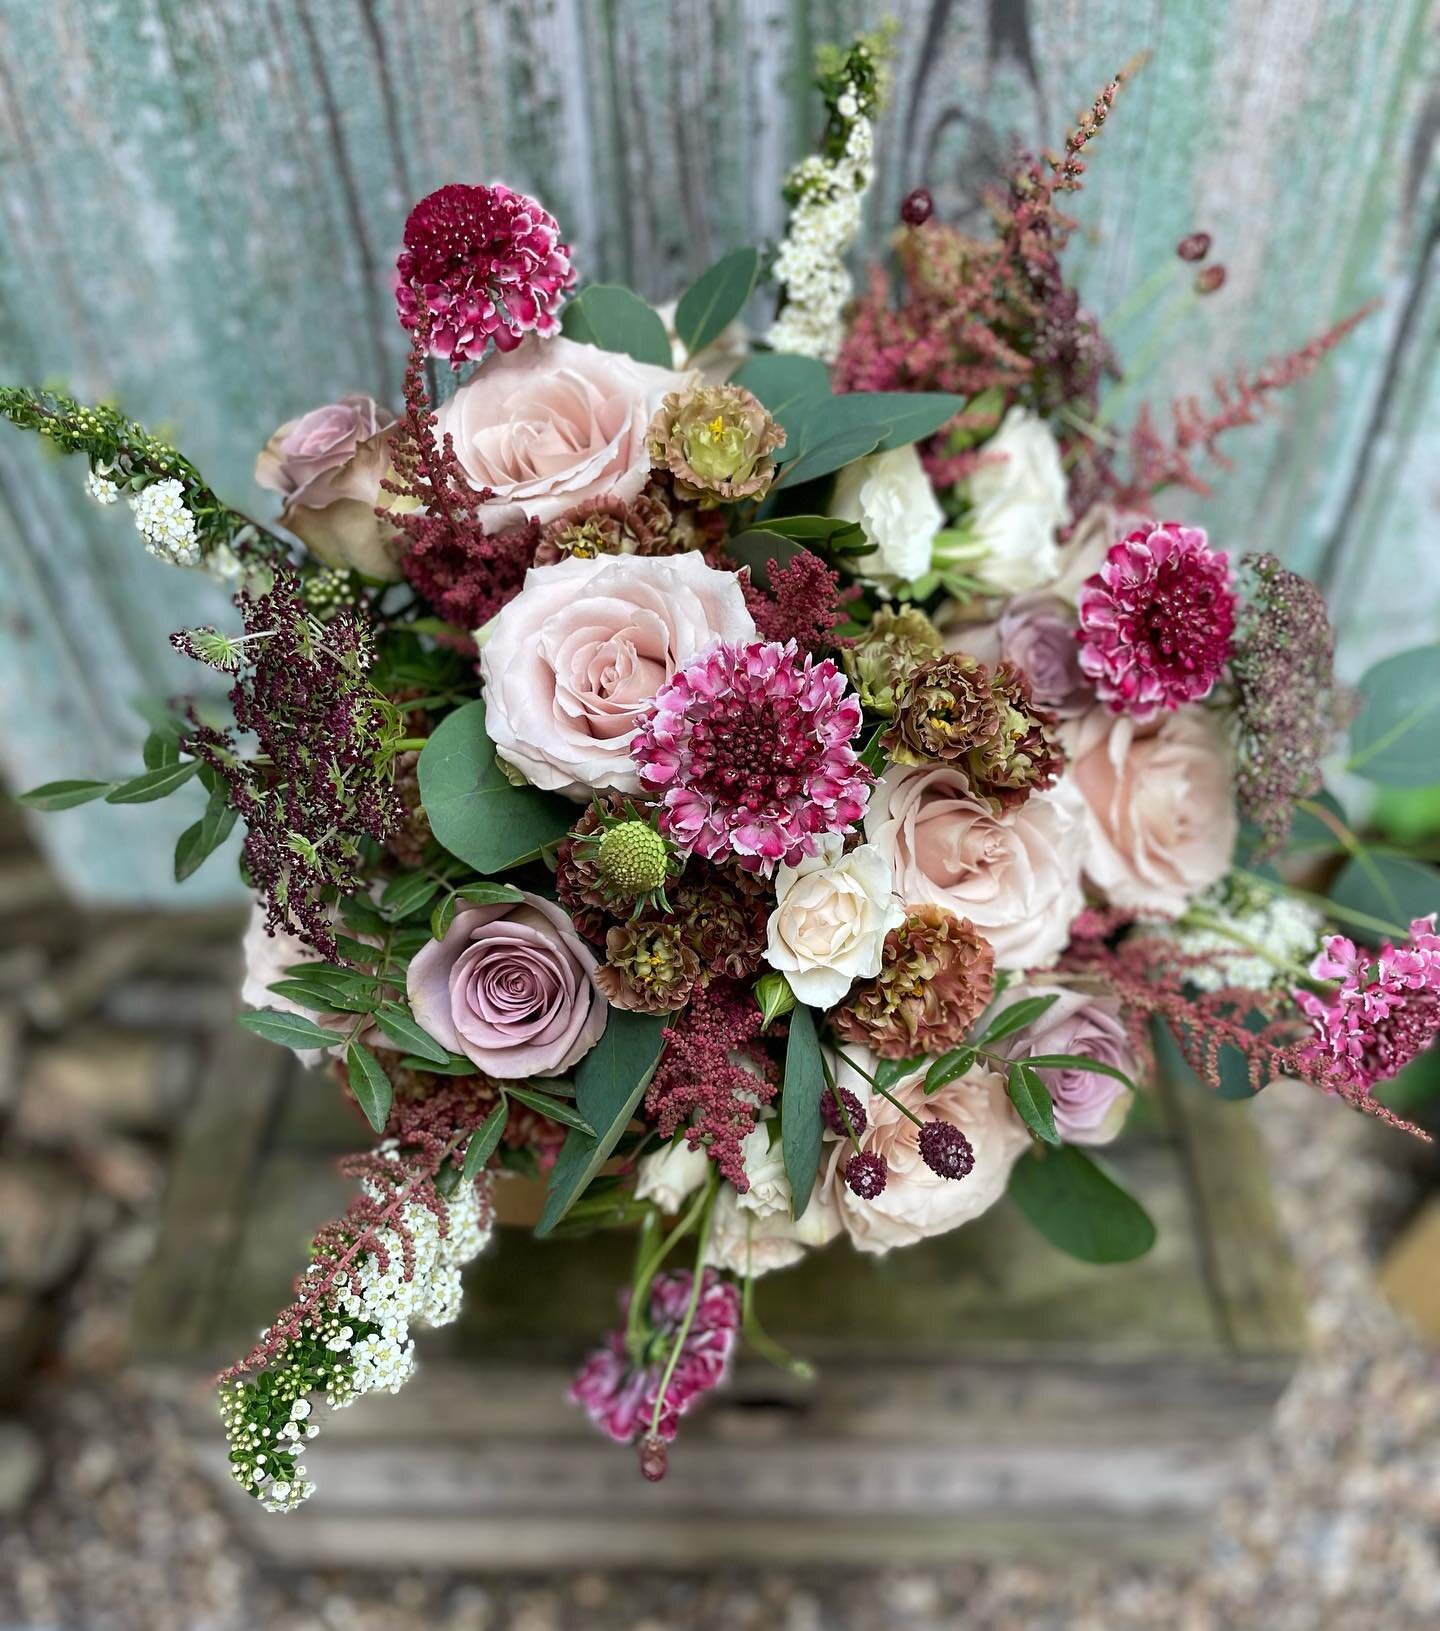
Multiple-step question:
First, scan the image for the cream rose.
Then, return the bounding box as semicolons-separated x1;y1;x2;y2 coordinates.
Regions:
478;551;757;797
634;1138;711;1214
435;334;690;532
823;1049;1029;1254
706;1125;842;1277
867;764;1085;969
1063;705;1236;917
947;407;1069;594
829;444;943;586
764;836;905;1007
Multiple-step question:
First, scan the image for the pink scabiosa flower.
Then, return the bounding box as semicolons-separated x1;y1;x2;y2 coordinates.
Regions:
631;639;870;874
569;1270;740;1458
1294;918;1440;1093
1076;522;1236;720
395;183;575;364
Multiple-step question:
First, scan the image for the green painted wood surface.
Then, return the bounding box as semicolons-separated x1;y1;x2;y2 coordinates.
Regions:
2;0;1437;900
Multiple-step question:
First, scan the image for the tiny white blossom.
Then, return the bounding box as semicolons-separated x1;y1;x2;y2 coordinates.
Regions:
85;467;121;505
129;477;201;567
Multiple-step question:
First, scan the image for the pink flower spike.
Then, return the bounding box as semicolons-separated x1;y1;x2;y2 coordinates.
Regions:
1076;521;1237;720
629;639;872;876
396;184;575;367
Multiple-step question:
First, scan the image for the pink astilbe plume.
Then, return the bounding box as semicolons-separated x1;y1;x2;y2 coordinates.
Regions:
645;979;779;1189
570;1269;740;1457
631;639;870;874
1077;521;1236;719
221;1077;499;1381
384;322;540;629
396;183;574;364
741;550;856;654
1295;920;1440;1097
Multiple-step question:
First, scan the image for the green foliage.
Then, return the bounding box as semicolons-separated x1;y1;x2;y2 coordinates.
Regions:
174;790;238;881
536;1009;669;1237
781;1004;825;1218
924;1045;975;1094
1005;1062;1060;1146
372;1002;451;1065
16;779;114;811
1329;852;1440;940
503;1084;596;1135
1009;1146;1157;1264
1347;645;1440;786
463;1101;508;1180
345;1041;392;1134
674;247;760;357
104;759;200;804
754;971;797;1029
560;285;672;368
238;1008;337;1049
977;993;1061;1047
417;700;574;874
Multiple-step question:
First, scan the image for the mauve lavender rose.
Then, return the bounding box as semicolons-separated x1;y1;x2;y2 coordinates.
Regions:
995;983;1137;1145
995;594;1092;716
255;395;401;580
407;892;607;1079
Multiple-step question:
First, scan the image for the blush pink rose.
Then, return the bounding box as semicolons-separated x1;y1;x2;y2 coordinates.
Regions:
993;983;1137;1145
867;763;1085;969
435;334;690;532
1062;704;1236;918
478;551;757;798
255;395;400;579
407;892;606;1079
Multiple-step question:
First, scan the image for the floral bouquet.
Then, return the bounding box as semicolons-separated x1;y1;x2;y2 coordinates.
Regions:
8;34;1438;1514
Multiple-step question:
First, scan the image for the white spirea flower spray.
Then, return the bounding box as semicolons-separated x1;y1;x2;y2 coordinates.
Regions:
767;30;891;362
129;476;202;566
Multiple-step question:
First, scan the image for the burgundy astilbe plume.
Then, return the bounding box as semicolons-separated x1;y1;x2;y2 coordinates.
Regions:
385;321;540;630
741;550;856;654
645;979;779;1189
173;568;403;959
222;1076;499;1381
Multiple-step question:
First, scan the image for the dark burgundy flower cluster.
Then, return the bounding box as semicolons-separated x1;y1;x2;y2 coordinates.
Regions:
742;550;856;655
173;568;404;959
645;980;779;1189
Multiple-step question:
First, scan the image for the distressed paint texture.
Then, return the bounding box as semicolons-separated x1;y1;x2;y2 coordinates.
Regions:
0;0;1436;899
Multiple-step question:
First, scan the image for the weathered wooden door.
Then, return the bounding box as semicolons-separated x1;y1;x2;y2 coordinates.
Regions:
2;0;1436;901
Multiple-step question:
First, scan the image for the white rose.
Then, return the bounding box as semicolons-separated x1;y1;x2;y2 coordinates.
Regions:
948;407;1069;594
706;1174;842;1278
733;1124;790;1219
478;550;757;798
829;444;943;586
866;763;1085;970
764;836;905;1008
634;1139;710;1214
823;1048;1030;1254
1063;704;1237;918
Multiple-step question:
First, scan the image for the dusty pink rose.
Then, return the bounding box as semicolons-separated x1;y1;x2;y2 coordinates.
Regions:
867;763;1085;969
994;983;1137;1145
1062;704;1236;918
255;396;400;579
435;334;690;532
478;551;757;798
407;892;606;1079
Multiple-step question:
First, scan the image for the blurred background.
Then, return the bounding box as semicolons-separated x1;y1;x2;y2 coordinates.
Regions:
0;2;1438;1627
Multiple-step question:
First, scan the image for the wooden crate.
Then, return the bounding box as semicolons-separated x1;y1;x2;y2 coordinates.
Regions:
133;1028;1305;1568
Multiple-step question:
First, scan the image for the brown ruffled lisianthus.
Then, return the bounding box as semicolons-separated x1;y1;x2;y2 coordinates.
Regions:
831;906;996;1059
596;921;701;1014
646;385;785;505
842;604;944;716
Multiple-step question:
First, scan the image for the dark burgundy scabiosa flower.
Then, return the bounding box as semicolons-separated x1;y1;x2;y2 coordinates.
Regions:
1231;553;1340;856
395;183;575;364
631;639;870;875
569;1269;741;1461
644;980;778;1190
173;569;403;959
1077;522;1237;721
844;1150;888;1198
918;1120;976;1181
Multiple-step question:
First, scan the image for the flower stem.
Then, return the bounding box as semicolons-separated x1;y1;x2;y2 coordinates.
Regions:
647;1176;719;1441
625;1180;709;1362
832;1046;924;1127
741;1253;814;1380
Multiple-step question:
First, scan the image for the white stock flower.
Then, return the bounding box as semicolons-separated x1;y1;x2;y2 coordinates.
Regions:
765;835;905;1007
942;408;1069;594
829;444;944;588
635;1138;710;1214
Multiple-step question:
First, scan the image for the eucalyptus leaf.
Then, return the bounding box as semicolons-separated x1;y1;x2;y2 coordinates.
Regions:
772;425;883;489
674;246;759;357
729;353;832;422
1329;852;1439;942
1009;1146;1156;1263
1347;645;1440;786
18;779;115;811
723;529;808;586
463;1101;509;1180
237;1008;337;1049
536;1010;669;1236
561;284;672;368
380;872;441;919
781;1004;825;1219
418;700;574;874
346;1042;393;1134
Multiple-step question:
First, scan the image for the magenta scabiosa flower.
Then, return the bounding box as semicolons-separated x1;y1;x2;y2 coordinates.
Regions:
1294;918;1440;1094
569;1270;740;1455
631;639;870;874
395;183;575;364
1076;522;1237;720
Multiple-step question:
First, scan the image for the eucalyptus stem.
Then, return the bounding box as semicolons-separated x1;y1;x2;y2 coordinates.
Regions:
646;1176;720;1441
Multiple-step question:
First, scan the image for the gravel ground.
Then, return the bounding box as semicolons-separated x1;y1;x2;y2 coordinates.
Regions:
2;1081;1437;1631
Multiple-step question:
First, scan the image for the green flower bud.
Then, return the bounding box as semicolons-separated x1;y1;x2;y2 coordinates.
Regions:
597;820;672;899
